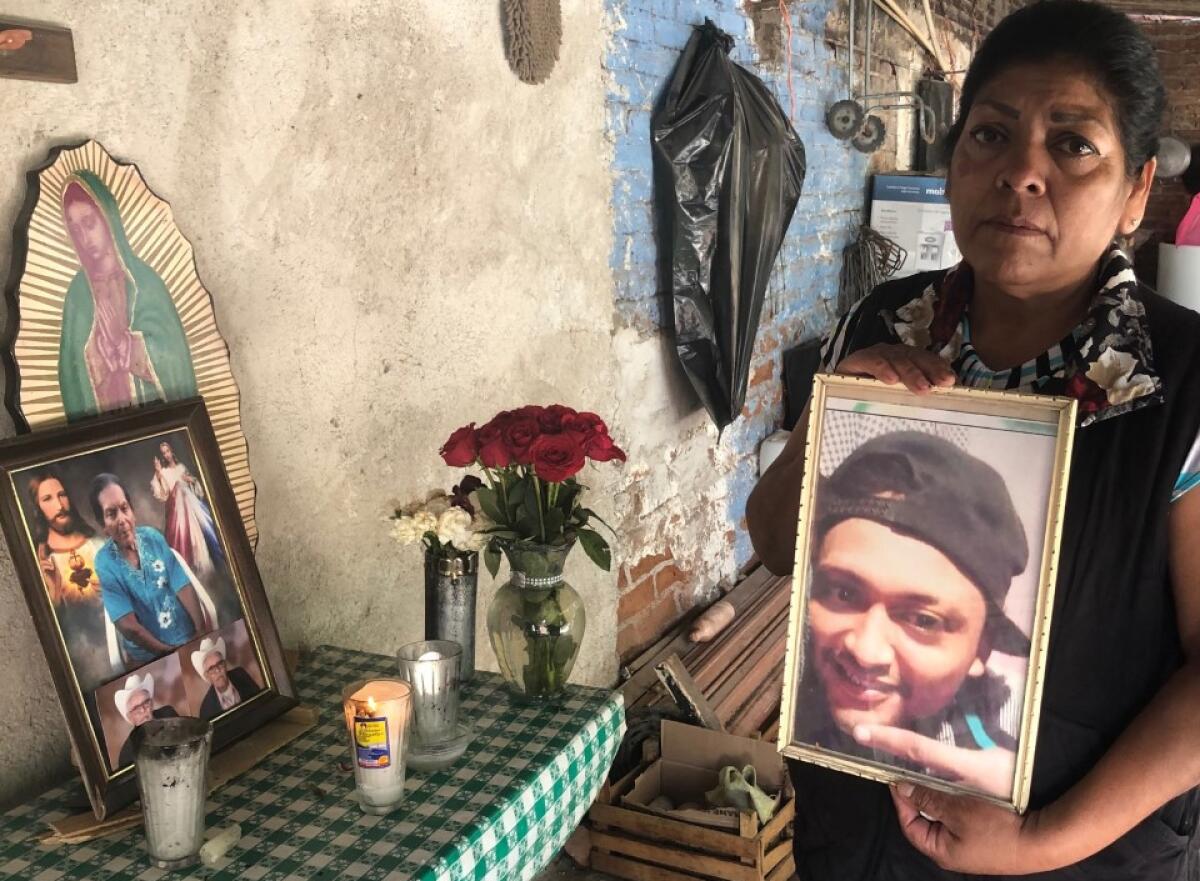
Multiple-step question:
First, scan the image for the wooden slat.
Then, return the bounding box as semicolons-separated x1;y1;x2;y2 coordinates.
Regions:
700;594;789;708
592;851;708;881
706;611;788;716
681;570;777;667
626;607;702;676
738;809;759;841
629;685;666;711
682;570;781;670
713;628;787;724
766;855;795;881
1111;0;1200;14
759;796;795;847
764;840;791;875
655;654;725;731
589;803;759;860
621;612;700;705
730;668;786;738
689;583;788;690
630;583;776;709
590;830;759;881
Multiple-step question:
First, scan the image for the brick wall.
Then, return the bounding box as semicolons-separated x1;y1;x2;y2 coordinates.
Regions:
933;0;1021;37
603;0;1034;661
605;0;868;660
1140;19;1200;284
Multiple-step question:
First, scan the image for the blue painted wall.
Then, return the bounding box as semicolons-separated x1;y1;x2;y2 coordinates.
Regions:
604;0;869;568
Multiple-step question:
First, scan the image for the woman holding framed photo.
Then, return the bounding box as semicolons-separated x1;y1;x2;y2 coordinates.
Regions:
748;2;1200;878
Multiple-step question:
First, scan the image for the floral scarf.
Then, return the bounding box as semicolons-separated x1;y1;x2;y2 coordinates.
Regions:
883;248;1162;427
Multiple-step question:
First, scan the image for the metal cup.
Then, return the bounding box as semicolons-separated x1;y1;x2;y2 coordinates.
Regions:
132;716;213;870
397;640;462;745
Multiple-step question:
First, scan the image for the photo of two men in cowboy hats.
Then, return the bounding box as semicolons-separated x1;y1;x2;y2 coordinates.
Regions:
95;617;264;771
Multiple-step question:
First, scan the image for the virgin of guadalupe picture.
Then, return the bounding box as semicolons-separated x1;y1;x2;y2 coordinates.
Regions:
58;171;197;417
4;140;259;544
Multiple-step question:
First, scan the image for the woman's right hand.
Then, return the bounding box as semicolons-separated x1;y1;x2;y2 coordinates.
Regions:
835;343;956;393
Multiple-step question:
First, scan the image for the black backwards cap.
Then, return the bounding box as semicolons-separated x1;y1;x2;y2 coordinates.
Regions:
816;430;1031;656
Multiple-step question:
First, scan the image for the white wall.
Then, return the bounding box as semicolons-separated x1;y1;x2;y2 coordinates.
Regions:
0;0;618;807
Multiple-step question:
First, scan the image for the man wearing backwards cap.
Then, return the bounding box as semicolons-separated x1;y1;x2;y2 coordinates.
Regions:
192;636;261;721
797;431;1030;799
112;672;178;768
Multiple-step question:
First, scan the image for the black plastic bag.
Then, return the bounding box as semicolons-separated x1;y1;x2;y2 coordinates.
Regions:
653;20;807;430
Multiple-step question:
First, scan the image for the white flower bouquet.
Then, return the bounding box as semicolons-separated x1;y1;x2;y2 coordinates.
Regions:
388;477;489;558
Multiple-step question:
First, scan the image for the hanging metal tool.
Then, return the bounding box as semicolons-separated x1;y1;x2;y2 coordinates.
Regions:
826;0;937;154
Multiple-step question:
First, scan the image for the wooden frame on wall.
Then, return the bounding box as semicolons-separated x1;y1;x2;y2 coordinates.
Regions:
779;375;1076;813
0;399;294;819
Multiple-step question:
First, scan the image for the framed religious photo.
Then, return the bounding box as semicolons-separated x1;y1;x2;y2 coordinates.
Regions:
0;398;295;819
2;140;258;545
779;375;1077;813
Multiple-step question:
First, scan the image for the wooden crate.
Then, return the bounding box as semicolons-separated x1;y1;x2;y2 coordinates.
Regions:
588;780;795;881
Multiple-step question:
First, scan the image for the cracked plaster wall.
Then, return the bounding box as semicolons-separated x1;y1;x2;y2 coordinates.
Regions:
0;0;618;809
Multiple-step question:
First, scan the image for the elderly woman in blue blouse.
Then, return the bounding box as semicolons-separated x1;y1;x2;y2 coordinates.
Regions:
90;473;203;665
749;2;1200;879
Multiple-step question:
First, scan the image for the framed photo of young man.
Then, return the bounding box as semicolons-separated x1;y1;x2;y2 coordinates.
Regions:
779;375;1077;812
0;398;295;819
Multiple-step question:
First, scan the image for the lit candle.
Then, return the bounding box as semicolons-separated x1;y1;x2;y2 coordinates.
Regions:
417;651;442;703
397;640;462;746
341;678;411;815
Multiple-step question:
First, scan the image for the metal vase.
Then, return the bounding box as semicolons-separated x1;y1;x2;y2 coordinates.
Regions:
424;550;478;681
132;717;213;870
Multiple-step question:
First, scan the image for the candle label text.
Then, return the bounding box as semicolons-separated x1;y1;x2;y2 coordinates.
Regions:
353;715;391;768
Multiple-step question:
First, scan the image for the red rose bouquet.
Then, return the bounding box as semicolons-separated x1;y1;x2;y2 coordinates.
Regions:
439;404;624;578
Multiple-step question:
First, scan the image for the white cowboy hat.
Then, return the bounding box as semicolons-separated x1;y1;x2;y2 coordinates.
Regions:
191;636;226;678
114;673;154;723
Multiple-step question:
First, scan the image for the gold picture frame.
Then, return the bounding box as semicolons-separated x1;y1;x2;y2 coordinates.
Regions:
0;399;294;819
3;140;258;545
778;375;1076;813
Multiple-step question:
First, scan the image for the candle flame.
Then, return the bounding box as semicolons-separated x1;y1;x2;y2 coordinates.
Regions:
366;695;377;715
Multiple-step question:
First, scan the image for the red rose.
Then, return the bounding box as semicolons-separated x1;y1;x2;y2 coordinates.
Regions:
563;411;607;441
513;405;545;423
537;404;577;434
530;434;586;483
584;432;626;463
502;416;541;465
477;420;512;468
439;423;478;466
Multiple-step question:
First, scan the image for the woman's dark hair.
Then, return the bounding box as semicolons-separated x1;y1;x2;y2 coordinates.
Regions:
944;0;1166;176
89;472;131;523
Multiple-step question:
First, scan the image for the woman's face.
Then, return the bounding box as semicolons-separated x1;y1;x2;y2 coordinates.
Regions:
98;483;137;551
948;60;1154;298
63;193;119;277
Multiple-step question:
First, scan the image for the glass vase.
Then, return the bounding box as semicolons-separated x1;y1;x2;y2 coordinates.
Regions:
487;540;586;702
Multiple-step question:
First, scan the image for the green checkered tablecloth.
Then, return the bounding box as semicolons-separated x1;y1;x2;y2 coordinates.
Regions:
0;645;625;881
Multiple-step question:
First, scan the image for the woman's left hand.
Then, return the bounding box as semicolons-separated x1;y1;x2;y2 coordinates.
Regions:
891;783;1061;874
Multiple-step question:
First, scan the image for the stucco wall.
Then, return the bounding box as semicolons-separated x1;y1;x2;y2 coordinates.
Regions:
0;0;617;808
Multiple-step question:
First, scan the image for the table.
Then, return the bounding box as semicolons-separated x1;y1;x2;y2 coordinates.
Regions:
0;645;625;881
